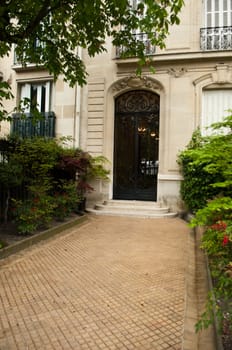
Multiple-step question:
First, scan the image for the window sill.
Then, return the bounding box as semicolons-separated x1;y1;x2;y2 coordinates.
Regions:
12;63;46;72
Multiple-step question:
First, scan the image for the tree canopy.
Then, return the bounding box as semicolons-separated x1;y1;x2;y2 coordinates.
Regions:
0;0;184;120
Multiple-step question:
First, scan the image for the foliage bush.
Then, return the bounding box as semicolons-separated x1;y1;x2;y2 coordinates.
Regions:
55;148;109;198
0;136;109;234
12;184;56;234
12;136;62;185
0;160;23;223
178;126;232;213
53;180;80;221
179;116;232;338
191;198;232;335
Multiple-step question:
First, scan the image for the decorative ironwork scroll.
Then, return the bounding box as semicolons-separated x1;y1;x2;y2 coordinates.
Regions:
200;26;232;51
115;90;160;114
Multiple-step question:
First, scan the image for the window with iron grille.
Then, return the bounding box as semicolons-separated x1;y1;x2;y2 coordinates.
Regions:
115;0;156;58
11;81;55;138
201;0;232;50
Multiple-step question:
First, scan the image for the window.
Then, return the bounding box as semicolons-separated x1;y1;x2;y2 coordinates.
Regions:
205;0;232;27
115;0;155;57
20;81;51;113
201;89;232;135
14;39;44;65
201;0;232;50
12;81;55;138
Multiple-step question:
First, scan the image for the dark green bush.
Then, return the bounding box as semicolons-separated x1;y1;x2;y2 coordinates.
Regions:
0;136;109;233
179;158;220;212
179;116;232;336
178;121;232;213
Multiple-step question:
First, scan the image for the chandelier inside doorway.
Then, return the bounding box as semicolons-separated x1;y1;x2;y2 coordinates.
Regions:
137;126;158;138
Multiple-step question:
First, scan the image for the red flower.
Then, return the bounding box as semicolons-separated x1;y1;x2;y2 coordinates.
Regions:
211;221;227;231
222;235;230;246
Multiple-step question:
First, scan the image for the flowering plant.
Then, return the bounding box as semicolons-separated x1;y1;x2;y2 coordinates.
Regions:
201;220;232;256
195;218;232;334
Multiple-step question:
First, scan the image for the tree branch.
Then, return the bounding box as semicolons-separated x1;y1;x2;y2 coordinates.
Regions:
21;0;72;38
20;0;53;39
0;0;70;43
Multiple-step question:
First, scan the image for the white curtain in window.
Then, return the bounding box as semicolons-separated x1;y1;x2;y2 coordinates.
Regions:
20;83;31;112
201;89;232;134
20;82;51;113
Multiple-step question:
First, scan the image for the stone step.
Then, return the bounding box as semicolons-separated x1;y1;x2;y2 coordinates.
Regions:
102;200;161;208
86;208;177;218
95;203;170;214
86;200;178;218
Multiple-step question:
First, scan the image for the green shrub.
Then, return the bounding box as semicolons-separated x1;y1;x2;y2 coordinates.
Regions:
53;180;80;221
179;158;219;212
178;117;232;212
180;116;232;335
0;160;23;222
55;149;109;198
192;200;232;333
12;137;62;184
12;185;56;234
1;136;109;233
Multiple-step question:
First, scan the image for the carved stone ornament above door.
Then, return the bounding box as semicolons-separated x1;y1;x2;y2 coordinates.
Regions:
168;68;186;78
112;75;163;92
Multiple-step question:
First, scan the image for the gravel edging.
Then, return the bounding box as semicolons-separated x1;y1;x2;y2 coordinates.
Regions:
0;215;88;260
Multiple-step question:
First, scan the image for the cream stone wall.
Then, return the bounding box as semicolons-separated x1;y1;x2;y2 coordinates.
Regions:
53;78;80;146
83;63;198;209
0;51;17;136
0;53;80;145
82;0;232;211
1;0;232;211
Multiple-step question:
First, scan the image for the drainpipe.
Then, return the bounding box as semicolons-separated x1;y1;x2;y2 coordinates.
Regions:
73;47;82;148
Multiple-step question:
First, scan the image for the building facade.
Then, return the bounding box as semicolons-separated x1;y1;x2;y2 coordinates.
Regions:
1;0;232;211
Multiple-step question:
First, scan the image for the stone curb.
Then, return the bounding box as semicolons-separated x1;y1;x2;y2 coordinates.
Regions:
195;227;217;350
205;247;225;350
0;215;88;260
181;219;218;350
182;228;199;350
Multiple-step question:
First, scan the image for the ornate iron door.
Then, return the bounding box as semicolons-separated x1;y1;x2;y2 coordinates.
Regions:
113;90;160;201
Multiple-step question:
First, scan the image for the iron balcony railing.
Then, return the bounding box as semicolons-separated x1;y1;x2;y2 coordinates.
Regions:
13;40;44;65
116;32;156;58
11;111;56;138
200;26;232;51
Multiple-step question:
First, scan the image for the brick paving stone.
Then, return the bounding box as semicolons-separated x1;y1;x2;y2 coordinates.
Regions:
0;215;190;349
